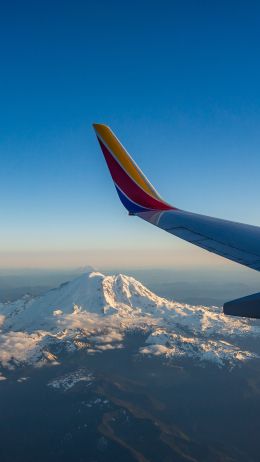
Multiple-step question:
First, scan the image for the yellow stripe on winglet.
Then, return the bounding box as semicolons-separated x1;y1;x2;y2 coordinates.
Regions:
93;124;161;199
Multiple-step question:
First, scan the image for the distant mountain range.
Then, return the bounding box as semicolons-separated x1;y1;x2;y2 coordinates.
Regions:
0;271;259;372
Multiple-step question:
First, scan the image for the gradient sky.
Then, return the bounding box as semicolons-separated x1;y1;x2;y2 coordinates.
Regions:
1;1;260;270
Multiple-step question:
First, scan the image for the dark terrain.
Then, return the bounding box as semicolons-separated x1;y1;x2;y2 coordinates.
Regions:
1;333;260;462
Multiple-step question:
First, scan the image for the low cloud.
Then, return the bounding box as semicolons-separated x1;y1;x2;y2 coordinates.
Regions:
91;331;124;344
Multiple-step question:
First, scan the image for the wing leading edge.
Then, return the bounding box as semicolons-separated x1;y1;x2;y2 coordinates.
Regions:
93;123;260;318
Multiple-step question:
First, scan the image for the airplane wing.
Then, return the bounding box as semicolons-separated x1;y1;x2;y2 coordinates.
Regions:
93;123;260;318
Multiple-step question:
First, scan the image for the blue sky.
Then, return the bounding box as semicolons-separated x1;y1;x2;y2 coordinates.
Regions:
1;0;260;270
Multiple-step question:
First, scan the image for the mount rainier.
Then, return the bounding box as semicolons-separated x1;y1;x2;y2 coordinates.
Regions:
0;271;259;371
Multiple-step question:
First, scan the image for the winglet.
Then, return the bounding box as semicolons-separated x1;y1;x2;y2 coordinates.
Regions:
93;124;174;213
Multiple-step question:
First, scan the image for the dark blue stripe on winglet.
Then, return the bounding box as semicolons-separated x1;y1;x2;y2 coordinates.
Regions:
115;185;149;213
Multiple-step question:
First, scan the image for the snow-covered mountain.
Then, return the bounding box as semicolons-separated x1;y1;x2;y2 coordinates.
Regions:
0;271;259;370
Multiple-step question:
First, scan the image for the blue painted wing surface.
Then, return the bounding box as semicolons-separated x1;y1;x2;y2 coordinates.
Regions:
138;210;260;271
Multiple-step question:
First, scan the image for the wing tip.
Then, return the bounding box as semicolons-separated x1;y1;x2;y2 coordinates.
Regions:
93;123;110;135
93;123;174;213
